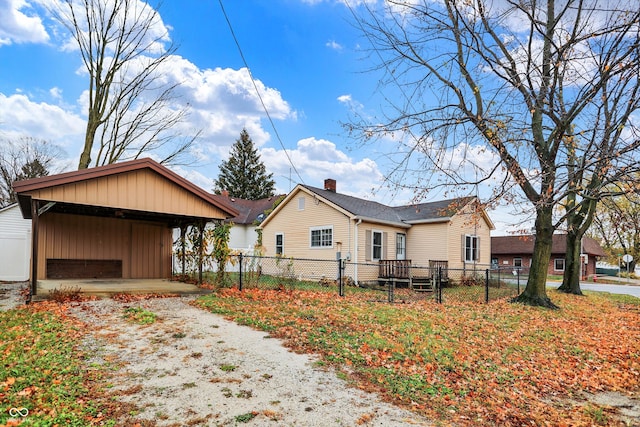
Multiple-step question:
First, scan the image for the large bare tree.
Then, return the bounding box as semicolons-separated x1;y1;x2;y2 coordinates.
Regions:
54;0;195;169
347;0;640;307
0;137;65;207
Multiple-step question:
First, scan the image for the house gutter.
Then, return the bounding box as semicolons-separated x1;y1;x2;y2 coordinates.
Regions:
404;218;451;225
352;215;411;229
354;218;362;284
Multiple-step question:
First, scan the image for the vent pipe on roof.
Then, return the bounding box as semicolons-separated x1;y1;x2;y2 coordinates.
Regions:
324;179;336;192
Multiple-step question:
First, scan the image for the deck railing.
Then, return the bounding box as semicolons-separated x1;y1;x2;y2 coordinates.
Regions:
378;259;412;279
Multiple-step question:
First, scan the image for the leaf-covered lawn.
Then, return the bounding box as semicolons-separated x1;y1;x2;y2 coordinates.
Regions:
0;302;115;427
195;289;640;426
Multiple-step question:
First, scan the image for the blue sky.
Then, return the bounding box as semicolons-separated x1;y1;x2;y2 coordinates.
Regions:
0;0;521;234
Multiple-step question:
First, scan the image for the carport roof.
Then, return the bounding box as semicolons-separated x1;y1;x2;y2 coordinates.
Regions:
13;158;238;225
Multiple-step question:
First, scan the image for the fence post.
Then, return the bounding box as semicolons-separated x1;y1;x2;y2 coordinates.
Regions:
517;268;520;294
436;267;443;304
338;259;344;297
485;269;489;303
238;253;243;291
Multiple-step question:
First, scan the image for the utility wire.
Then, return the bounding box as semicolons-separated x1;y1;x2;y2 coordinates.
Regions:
217;0;304;185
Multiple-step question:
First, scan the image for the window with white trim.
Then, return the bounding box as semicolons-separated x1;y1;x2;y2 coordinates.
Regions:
554;258;565;271
514;257;522;268
372;230;383;260
275;233;284;255
464;235;480;262
310;226;333;248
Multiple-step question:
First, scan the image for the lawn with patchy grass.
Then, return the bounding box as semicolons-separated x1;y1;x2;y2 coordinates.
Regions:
195;289;640;426
0;302;117;427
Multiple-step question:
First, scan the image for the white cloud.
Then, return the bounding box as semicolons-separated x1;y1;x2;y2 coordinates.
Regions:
49;86;62;100
0;93;85;147
261;136;384;197
326;40;343;51
0;0;49;46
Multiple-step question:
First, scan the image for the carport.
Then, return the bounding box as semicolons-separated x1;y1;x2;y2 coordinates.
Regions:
13;158;238;301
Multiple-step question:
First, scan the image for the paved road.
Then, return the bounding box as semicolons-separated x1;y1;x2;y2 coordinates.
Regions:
549;282;640;298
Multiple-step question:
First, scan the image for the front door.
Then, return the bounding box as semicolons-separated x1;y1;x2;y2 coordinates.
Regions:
396;233;406;260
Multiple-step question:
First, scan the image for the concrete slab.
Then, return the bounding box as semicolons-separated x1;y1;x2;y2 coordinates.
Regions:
34;279;211;299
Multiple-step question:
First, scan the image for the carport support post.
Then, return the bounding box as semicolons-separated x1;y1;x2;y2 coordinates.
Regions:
29;199;39;303
180;225;187;277
197;221;205;285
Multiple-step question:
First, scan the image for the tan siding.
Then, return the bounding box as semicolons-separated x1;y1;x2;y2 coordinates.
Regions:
24;169;227;219
406;222;450;265
261;192;352;260
355;223;405;263
37;213;171;279
447;208;493;270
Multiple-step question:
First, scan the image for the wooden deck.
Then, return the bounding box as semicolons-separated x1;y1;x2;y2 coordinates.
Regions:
378;260;448;292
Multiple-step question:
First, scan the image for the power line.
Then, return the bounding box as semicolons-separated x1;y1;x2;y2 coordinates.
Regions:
217;0;304;186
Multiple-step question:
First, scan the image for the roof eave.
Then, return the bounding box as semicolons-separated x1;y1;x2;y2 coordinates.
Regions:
353;215;411;229
404;217;451;225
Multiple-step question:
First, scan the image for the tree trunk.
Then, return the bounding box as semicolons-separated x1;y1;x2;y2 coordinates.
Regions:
78;115;99;169
513;205;559;308
557;231;583;295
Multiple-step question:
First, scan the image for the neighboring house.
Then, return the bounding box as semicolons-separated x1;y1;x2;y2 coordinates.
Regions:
491;234;606;278
171;194;282;273
0;203;32;281
259;179;494;284
218;193;283;252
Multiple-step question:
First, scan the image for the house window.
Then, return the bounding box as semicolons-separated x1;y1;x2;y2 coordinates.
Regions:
464;235;479;262
554;258;565;271
396;233;406;260
491;258;498;267
310;226;333;248
372;230;383;260
514;257;522;268
275;233;284;255
298;197;305;210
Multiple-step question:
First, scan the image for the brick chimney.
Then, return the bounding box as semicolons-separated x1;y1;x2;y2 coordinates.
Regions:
324;179;336;192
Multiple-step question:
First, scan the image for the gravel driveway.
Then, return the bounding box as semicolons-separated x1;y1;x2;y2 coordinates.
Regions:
1;283;430;426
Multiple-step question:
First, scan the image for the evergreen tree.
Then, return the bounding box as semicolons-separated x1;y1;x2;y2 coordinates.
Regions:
213;129;275;200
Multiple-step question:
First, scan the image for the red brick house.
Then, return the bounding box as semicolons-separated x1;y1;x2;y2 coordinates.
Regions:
491;234;606;278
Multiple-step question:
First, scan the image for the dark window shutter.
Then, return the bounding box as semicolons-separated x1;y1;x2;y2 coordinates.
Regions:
383;232;388;259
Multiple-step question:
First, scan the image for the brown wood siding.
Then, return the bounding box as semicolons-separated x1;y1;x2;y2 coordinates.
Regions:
24;169;227;219
38;213;171;279
131;222;172;278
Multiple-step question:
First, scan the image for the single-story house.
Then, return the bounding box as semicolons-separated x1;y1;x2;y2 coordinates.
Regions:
219;193;284;252
491;234;606;278
259;179;494;285
171;193;283;272
0;203;32;281
12;158;238;298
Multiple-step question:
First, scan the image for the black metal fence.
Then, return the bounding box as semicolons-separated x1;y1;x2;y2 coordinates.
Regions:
189;254;523;304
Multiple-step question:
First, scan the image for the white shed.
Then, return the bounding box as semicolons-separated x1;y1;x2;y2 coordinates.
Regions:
0;204;31;281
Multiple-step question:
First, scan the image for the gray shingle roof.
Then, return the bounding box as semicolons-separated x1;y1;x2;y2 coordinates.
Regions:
302;185;473;225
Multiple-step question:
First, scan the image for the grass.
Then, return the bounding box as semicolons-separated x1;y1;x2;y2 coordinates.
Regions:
194;288;640;427
0;303;116;426
122;306;157;325
2;283;638;426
